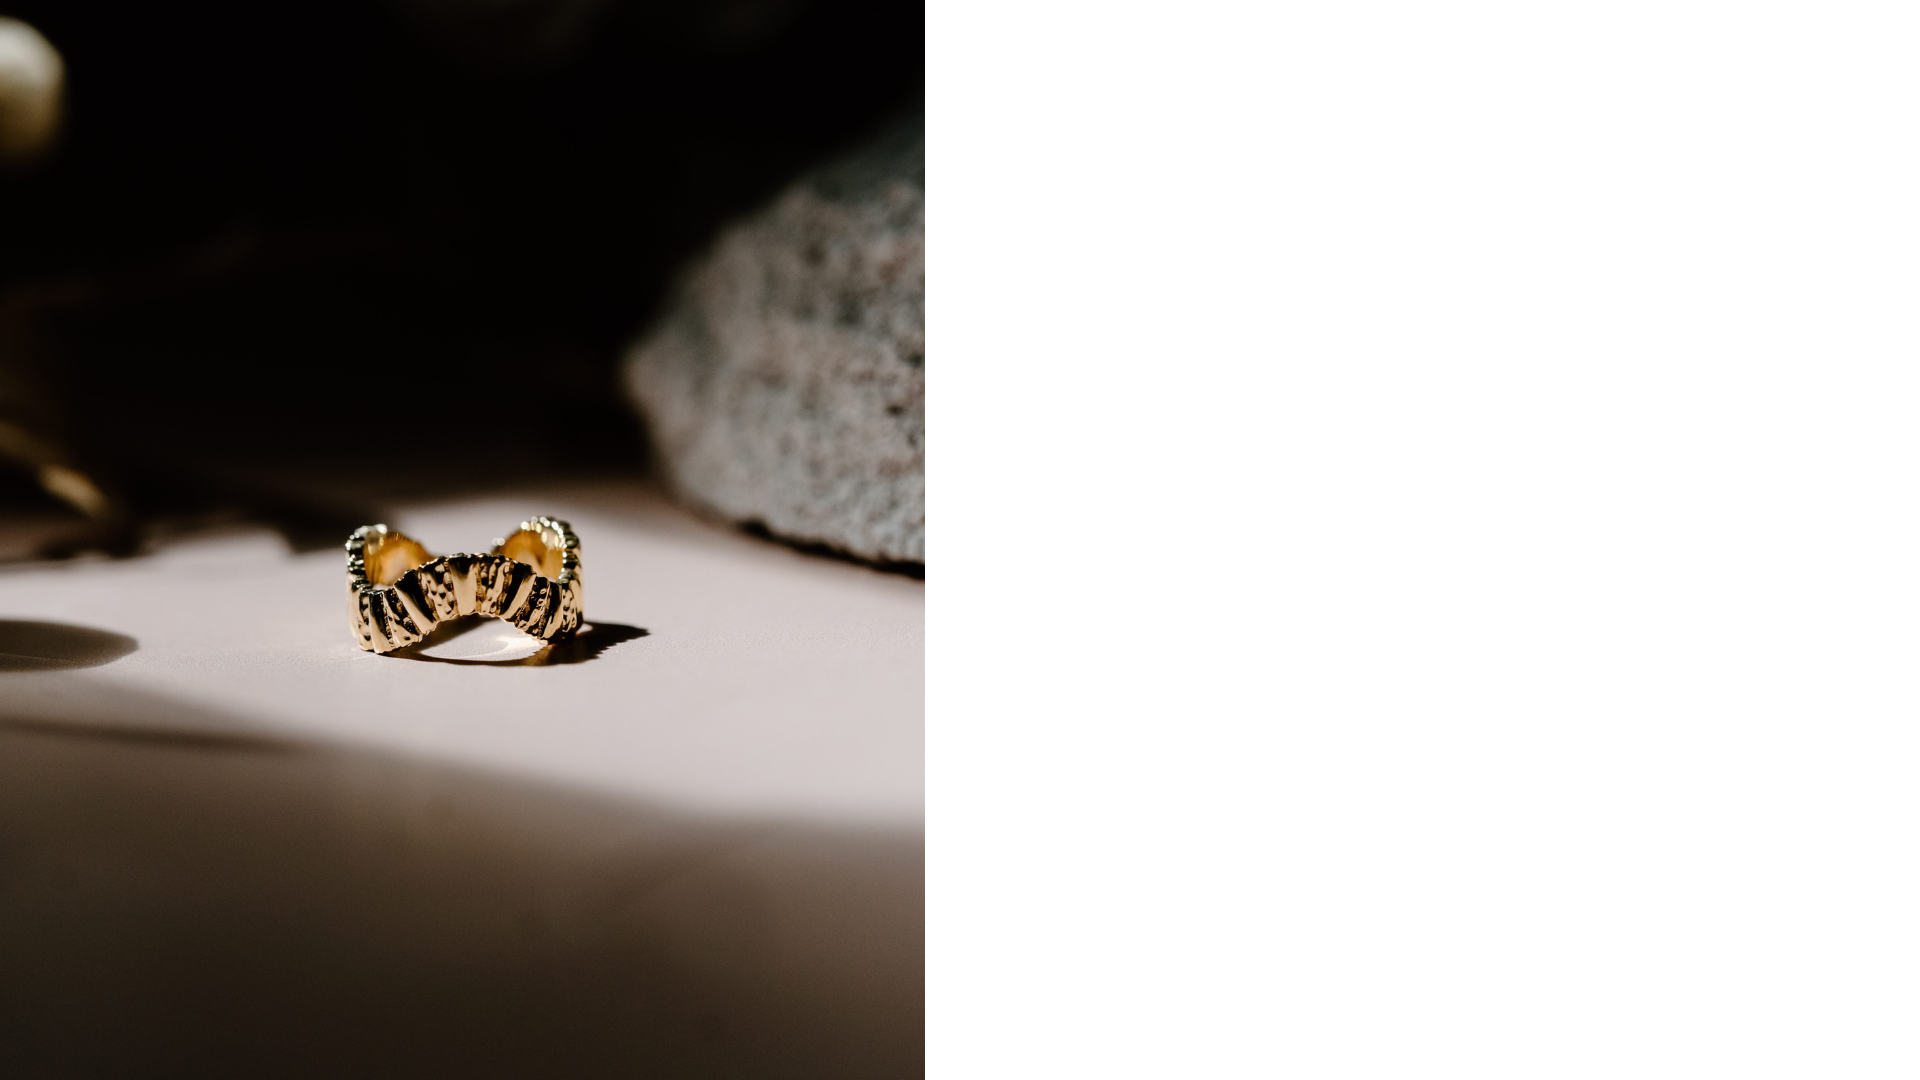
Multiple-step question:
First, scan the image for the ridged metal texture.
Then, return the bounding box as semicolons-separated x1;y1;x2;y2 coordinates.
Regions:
345;516;584;654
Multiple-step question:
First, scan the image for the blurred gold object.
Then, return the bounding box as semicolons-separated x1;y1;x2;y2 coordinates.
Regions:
346;516;584;654
0;17;63;166
0;419;111;519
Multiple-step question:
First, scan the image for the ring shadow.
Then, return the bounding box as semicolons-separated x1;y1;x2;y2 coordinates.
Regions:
0;620;139;672
392;618;649;667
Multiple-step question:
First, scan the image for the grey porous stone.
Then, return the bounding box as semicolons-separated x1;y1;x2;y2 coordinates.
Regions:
623;117;924;567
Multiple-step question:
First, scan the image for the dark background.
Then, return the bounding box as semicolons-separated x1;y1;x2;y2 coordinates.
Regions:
0;0;922;551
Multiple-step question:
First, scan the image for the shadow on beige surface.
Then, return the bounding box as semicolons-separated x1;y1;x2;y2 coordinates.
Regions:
0;687;923;1079
0;619;138;672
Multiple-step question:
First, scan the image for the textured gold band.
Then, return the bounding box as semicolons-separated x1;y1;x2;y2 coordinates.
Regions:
346;516;584;654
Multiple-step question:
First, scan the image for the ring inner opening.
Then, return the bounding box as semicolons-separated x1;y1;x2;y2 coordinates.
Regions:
367;532;432;587
498;528;562;579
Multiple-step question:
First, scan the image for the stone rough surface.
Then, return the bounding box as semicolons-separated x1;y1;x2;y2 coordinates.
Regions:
623;117;924;566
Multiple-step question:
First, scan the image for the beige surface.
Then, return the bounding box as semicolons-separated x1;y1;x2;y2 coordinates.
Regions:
0;481;924;1076
0;481;924;826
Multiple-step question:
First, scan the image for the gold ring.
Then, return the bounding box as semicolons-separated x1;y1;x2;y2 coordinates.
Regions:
345;516;584;654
